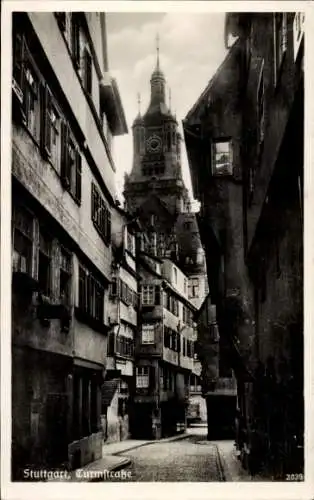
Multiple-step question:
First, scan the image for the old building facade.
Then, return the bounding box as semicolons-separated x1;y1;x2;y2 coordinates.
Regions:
132;252;198;438
101;207;141;443
184;12;304;478
11;12;127;477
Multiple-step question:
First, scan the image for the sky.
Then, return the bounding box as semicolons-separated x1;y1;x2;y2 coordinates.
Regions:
106;12;228;203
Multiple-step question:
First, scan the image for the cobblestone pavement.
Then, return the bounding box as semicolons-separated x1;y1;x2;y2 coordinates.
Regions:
112;433;225;482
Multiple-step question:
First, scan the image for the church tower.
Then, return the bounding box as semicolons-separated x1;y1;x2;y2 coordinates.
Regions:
124;37;206;286
124;36;189;214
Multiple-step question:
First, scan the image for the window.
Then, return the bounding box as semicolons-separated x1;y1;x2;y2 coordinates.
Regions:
274;13;288;84
42;88;61;170
140;285;160;306
142;324;155;344
187;340;194;358
59;247;72;305
136;366;149;388
83;48;92;96
116;335;134;358
188;278;199;298
24;59;41;142
78;265;104;322
60;123;82;204
212;140;233;176
38;228;52;296
110;279;138;308
71;14;81;69
182;337;186;356
13;32;24;103
91;183;111;245
12;205;34;275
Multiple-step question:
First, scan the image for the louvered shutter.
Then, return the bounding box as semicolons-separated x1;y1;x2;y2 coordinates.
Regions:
40;85;52;157
75;151;82;203
60;121;70;187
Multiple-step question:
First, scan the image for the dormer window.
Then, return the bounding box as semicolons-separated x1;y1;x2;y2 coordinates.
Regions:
212;140;233;176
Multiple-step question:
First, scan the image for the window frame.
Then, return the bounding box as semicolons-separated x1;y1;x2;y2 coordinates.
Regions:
211;139;233;177
12;204;35;276
23;45;42;144
78;264;104;323
136;366;149;388
91;182;111;246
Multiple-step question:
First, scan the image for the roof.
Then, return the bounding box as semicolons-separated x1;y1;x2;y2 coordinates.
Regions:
183;38;241;125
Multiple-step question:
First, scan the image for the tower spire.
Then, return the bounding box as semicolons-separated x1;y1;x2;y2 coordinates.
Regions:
169;87;172;112
156;33;160;70
137;92;141;115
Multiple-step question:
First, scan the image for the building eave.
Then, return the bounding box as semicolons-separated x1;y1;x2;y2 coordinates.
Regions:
100;74;128;136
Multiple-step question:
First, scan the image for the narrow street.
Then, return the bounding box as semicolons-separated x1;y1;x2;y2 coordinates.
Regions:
113;426;225;482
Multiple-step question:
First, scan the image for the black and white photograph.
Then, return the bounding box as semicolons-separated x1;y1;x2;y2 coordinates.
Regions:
1;2;312;499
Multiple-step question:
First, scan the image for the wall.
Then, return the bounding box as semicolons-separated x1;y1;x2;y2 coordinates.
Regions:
12;126;112;282
73;318;106;366
28;13;116;196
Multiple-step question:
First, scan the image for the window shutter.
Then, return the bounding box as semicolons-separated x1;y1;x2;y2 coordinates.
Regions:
75;151;82;203
13;33;24;89
83;48;92;95
106;209;111;245
60;121;70;187
71;15;81;68
40;85;52;157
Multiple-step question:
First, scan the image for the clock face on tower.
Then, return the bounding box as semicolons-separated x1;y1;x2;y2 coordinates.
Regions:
146;134;162;154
